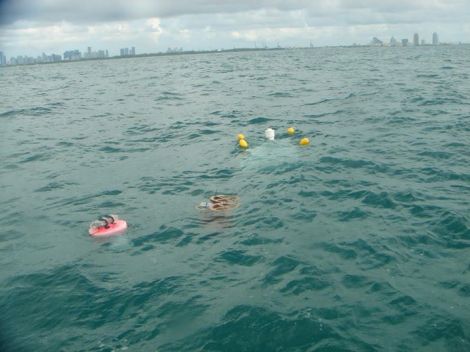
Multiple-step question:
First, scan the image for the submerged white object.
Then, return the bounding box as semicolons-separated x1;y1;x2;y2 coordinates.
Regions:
239;139;299;171
265;128;275;141
199;201;210;208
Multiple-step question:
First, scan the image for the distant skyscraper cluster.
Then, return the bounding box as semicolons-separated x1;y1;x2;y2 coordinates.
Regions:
370;32;440;47
84;47;109;59
120;47;136;56
7;52;62;65
63;50;81;60
0;45;136;66
64;46;110;61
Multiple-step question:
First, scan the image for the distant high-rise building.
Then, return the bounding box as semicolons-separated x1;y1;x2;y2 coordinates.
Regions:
390;37;398;47
120;47;135;56
9;55;38;65
413;33;420;46
64;50;82;60
0;51;6;65
432;32;439;45
402;39;409;47
371;37;383;46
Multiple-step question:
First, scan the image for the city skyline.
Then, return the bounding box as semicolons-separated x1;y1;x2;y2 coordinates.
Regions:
1;30;448;58
0;45;137;66
1;30;458;67
1;0;470;57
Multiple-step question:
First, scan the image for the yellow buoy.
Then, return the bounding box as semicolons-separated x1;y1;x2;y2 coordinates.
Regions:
287;127;295;135
237;133;245;141
299;137;310;146
239;139;249;149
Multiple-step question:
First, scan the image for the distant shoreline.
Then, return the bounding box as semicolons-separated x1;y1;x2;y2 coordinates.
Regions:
5;47;285;68
1;44;468;68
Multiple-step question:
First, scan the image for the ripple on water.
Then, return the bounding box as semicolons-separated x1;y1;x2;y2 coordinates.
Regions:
158;304;383;352
0;106;53;118
216;249;264;266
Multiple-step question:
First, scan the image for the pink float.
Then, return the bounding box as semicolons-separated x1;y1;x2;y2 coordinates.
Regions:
89;215;127;237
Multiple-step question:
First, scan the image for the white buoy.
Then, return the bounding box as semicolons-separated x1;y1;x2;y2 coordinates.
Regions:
265;128;275;141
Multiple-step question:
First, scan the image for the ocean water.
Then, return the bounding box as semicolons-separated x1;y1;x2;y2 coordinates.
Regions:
1;46;469;351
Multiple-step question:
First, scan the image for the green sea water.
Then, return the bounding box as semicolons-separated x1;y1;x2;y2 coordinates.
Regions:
1;46;469;351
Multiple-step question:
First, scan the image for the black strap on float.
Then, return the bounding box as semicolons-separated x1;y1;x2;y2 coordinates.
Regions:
99;217;110;228
99;215;115;228
105;215;116;224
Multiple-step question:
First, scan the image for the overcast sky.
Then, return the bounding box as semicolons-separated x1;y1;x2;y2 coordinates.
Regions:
1;0;469;57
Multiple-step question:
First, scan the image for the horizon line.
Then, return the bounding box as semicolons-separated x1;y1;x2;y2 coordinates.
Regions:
2;43;470;68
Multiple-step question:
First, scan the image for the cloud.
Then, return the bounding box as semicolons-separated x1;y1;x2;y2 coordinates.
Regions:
1;0;467;26
0;0;309;25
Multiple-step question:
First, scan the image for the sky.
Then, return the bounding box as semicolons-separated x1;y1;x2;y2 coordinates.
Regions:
0;0;469;57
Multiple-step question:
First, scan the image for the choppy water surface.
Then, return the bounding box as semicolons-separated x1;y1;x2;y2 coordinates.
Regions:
1;47;469;351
